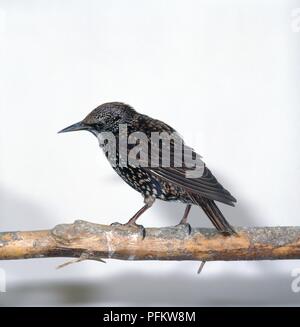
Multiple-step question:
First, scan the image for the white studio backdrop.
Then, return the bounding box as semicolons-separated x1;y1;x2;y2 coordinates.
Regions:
0;0;300;306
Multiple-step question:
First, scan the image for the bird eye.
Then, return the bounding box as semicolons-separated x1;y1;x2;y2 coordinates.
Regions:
91;123;103;130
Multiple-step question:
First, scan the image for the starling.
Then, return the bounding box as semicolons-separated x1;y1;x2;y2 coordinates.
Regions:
59;102;237;235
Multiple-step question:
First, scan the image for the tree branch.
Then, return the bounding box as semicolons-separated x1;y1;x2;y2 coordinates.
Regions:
0;220;300;263
0;220;300;262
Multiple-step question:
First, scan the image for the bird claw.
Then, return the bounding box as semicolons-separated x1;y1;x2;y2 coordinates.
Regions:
110;221;146;239
110;221;122;226
126;223;146;239
175;222;192;235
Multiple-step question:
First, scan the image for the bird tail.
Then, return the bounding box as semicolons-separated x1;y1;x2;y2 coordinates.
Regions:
189;193;236;235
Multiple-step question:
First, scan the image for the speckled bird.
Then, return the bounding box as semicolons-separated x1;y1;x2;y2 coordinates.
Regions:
59;102;237;235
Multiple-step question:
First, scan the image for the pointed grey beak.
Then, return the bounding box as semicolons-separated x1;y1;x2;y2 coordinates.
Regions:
58;121;90;134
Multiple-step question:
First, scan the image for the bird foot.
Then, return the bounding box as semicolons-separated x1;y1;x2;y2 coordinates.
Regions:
110;221;122;227
175;222;192;235
126;222;146;239
110;221;146;239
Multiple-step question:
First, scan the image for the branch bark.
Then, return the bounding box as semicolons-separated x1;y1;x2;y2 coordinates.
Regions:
1;220;300;262
0;220;300;261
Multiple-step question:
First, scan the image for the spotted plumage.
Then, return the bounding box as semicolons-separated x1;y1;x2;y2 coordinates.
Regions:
59;102;237;235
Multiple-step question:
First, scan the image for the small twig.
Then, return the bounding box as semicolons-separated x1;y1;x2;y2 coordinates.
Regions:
197;261;206;274
56;251;106;269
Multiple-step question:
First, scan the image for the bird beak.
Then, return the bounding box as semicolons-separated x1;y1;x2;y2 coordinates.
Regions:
58;121;90;134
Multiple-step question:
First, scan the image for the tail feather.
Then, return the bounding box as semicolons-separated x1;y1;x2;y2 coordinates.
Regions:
188;193;236;235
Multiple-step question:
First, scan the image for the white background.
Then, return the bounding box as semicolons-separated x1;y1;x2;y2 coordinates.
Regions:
1;0;300;306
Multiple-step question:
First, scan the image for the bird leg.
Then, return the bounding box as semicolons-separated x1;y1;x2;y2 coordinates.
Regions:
125;203;151;226
176;204;192;235
179;204;192;224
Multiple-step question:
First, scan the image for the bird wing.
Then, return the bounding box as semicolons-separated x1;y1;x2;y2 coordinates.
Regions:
148;165;237;206
127;115;237;206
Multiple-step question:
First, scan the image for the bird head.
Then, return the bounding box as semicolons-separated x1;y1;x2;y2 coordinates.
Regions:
58;102;136;136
